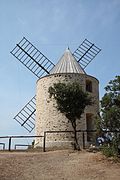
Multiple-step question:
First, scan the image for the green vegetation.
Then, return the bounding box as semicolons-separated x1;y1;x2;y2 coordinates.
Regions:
98;76;120;157
101;76;120;131
48;82;92;150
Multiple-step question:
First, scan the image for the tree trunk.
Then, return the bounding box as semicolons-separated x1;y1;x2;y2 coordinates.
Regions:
72;120;80;151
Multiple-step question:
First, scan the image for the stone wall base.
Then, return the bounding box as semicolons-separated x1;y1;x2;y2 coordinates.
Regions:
35;141;74;149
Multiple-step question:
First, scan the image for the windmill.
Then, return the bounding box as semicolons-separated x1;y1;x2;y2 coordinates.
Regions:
11;37;101;137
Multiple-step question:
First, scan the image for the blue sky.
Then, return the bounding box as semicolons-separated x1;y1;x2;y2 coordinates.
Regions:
0;0;120;137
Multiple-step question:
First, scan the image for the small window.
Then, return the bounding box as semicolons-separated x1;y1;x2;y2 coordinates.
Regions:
86;80;92;92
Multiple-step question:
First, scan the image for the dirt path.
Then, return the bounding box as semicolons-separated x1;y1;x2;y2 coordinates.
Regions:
0;150;120;180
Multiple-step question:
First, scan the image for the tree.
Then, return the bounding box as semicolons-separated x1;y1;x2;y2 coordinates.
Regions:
48;82;92;150
100;76;120;156
101;76;120;131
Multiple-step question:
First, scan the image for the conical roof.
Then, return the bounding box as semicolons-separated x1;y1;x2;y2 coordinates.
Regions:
50;48;86;74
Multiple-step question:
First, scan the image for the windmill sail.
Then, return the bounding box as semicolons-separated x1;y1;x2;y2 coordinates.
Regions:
11;37;55;78
73;39;101;69
14;96;36;132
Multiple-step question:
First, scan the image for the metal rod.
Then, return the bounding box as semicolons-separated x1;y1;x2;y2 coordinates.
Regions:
0;135;44;138
82;132;85;149
8;137;12;151
43;132;46;152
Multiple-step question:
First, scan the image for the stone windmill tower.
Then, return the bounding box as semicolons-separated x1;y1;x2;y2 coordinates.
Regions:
11;38;101;148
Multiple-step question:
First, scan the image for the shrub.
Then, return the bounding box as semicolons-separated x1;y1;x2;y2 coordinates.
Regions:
100;144;115;157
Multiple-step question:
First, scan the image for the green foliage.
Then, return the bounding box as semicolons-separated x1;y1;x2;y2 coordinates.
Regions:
49;82;92;122
48;82;93;150
100;135;120;157
100;76;120;157
95;115;103;135
101;76;120;131
100;144;116;157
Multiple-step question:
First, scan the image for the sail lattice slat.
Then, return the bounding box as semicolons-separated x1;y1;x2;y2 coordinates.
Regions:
14;96;36;132
11;37;55;78
73;39;101;69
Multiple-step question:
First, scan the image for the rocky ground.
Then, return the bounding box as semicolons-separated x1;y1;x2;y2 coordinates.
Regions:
0;150;120;180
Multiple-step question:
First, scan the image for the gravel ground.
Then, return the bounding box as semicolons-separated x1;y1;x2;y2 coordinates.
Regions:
0;150;120;180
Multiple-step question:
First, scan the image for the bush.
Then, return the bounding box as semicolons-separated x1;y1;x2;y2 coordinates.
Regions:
100;145;115;157
100;138;120;157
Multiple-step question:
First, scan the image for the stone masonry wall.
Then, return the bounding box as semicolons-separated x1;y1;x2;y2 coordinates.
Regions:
35;73;99;148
